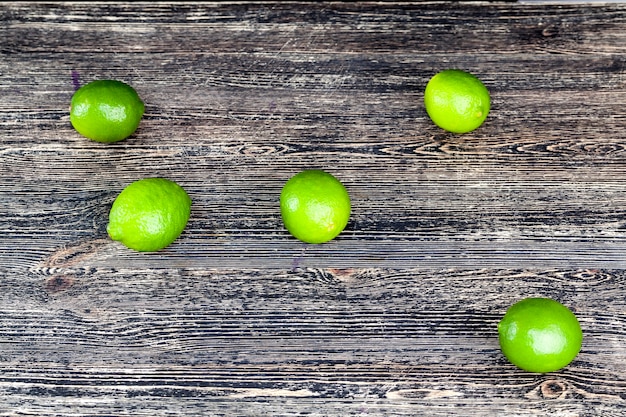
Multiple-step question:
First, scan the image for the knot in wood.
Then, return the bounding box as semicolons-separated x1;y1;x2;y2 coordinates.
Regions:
44;274;75;293
540;379;567;399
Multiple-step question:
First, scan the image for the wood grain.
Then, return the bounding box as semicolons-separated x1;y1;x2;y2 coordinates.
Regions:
1;2;626;416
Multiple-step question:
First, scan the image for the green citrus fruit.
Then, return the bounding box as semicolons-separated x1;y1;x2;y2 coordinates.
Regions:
107;178;191;252
498;297;583;373
70;79;145;143
280;169;351;244
424;69;490;133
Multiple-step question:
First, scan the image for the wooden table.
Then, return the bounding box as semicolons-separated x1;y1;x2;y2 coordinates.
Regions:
1;1;625;415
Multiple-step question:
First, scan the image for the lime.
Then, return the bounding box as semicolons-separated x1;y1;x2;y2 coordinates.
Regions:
107;178;191;252
70;79;145;143
424;69;490;133
280;169;351;244
498;297;583;373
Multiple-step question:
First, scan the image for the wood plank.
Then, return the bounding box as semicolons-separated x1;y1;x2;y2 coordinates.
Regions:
0;267;624;415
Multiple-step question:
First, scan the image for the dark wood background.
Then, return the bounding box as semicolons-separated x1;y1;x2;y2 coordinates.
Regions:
1;1;626;415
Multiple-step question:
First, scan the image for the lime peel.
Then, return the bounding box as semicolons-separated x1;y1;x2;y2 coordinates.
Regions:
424;69;490;134
70;79;144;143
498;297;583;373
280;169;351;244
107;178;191;252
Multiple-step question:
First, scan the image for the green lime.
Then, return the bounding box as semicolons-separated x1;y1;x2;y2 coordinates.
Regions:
280;169;351;244
498;297;583;373
70;79;145;143
424;69;490;133
107;178;191;252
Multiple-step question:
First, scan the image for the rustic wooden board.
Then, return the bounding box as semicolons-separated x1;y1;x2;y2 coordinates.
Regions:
1;2;626;416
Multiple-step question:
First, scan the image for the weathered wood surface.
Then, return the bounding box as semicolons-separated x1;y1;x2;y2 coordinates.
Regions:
1;1;626;415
